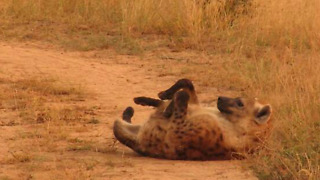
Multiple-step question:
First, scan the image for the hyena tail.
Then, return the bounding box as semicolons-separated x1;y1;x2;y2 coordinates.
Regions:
113;107;145;155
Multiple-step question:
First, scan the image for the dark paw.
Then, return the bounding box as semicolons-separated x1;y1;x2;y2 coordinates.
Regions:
134;97;147;105
158;79;194;100
158;91;173;100
134;97;162;107
122;106;134;123
177;79;194;90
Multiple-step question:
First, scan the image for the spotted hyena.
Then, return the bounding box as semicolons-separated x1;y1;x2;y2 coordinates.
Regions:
113;79;272;160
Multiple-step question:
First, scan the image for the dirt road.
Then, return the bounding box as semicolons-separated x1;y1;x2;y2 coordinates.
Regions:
0;42;257;180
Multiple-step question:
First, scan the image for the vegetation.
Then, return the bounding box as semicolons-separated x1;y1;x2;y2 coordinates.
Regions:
0;0;319;179
1;0;317;52
0;76;104;179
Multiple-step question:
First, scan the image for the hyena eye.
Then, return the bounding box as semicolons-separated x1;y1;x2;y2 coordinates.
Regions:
235;99;244;108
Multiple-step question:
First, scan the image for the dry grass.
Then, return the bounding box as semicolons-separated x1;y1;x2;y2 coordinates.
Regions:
0;0;319;179
0;77;86;124
0;0;318;52
0;76;107;179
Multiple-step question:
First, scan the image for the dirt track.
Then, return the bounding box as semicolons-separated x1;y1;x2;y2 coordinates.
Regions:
0;42;257;180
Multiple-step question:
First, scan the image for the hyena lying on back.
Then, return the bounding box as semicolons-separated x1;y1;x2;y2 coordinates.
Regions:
113;79;273;160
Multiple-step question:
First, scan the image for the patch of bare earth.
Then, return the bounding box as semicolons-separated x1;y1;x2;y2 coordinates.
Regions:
0;42;257;180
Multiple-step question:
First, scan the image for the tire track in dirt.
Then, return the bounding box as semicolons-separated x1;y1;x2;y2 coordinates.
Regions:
0;43;257;180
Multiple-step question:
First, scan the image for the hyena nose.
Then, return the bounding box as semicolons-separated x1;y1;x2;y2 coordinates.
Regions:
218;96;225;102
218;96;230;102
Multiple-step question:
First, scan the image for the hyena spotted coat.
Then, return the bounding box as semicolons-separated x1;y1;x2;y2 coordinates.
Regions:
113;79;273;160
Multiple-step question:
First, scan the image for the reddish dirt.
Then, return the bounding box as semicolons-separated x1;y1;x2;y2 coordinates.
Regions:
0;42;257;180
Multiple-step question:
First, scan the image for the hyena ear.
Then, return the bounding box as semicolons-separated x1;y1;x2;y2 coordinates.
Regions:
254;104;272;125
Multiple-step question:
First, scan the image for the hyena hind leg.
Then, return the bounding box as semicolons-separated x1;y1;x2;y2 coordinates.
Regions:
158;79;198;104
122;106;134;123
113;119;142;153
115;106;140;138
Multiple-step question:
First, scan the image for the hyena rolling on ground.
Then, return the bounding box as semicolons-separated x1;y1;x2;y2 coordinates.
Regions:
113;79;272;160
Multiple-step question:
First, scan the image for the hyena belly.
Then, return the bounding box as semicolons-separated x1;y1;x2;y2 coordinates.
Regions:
163;114;230;160
137;119;169;158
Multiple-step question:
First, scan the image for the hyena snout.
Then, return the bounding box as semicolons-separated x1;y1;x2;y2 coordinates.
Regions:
217;96;243;114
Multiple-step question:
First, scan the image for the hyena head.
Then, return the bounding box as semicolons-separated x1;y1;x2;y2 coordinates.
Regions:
217;96;273;142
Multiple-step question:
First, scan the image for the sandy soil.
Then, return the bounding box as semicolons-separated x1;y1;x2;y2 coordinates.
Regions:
0;42;257;180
